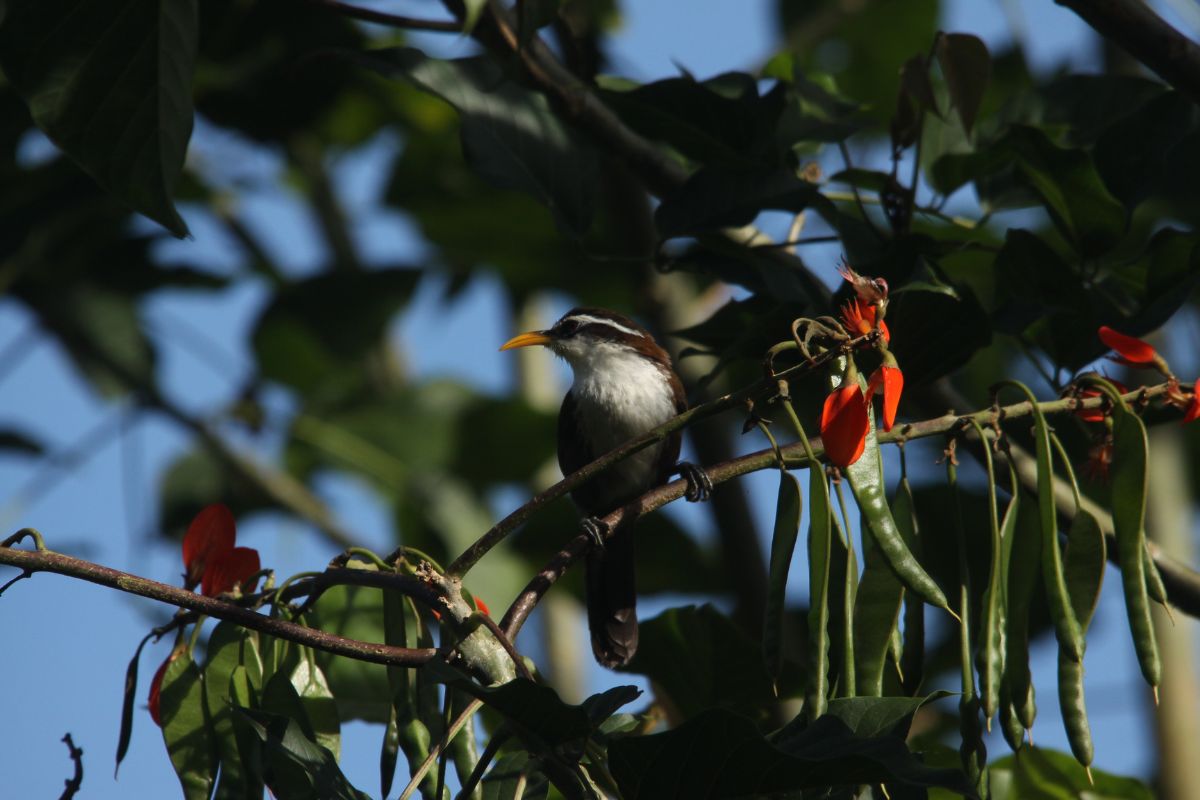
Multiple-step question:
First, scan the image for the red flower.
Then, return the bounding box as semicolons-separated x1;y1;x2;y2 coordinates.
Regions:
474;596;491;617
182;504;236;588
840;297;890;343
201;547;261;597
821;385;870;467
1098;326;1158;367
1182;378;1200;425
148;656;171;726
867;365;904;432
1072;380;1127;423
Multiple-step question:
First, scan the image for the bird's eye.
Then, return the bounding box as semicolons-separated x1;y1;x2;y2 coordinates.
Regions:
556;319;580;336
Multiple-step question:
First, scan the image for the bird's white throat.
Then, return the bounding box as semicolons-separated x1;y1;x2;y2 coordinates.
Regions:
556;338;677;485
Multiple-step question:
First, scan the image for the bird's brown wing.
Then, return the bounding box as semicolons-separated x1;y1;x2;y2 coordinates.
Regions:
558;390;639;668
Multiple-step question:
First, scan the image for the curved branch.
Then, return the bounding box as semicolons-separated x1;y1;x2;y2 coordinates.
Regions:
0;544;437;667
1056;0;1200;107
499;380;1198;639
448;339;865;576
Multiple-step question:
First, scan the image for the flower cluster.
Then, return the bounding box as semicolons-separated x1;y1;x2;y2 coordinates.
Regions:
1074;326;1198;480
819;264;904;467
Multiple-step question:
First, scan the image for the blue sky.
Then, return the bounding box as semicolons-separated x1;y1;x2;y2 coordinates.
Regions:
1;1;1195;797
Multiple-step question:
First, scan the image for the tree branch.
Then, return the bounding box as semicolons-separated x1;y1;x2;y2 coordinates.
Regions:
59;733;83;800
0;542;437;667
499;380;1197;639
447;339;865;576
305;0;461;32
1056;0;1200;107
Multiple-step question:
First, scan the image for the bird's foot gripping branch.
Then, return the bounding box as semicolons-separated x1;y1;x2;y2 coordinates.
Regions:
2;298;1198;798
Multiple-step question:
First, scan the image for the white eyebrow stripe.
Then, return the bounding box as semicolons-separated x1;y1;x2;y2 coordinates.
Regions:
562;314;644;338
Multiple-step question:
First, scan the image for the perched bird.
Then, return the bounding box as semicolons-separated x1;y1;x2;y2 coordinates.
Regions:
501;307;710;668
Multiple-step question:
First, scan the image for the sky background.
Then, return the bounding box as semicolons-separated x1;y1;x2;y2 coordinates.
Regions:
1;1;1197;797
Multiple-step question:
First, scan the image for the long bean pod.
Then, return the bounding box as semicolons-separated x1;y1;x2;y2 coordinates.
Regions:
996;380;1083;662
968;419;1004;727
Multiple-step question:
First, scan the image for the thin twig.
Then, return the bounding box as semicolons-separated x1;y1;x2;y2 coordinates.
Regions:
455;725;513;800
0;546;437;667
59;733;83;800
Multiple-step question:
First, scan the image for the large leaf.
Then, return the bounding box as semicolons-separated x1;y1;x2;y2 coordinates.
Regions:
356;47;599;236
597;72;787;169
936;33;990;137
159;651;217;800
622;605;777;721
307;583;391;723
0;0;196;235
423;659;639;751
236;707;372;800
609;709;976;798
204;622;264;800
988;747;1154;800
655;165;824;239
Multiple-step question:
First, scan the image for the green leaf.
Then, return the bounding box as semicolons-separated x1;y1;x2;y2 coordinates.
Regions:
609;709;977;798
764;470;802;685
205;622;264;800
598;72;787;169
290;658;341;760
886;283;992;387
936;33;990;136
462;0;487;32
654;166;824;239
355;47;599;236
819;691;954;739
622;604;777;721
307;584;391;723
251;269;420;394
159;650;217;800
422;659;638;750
0;0;196;235
989;747;1154;800
235;707;372;800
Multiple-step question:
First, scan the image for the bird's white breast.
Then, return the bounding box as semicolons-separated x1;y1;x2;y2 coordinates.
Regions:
562;340;678;496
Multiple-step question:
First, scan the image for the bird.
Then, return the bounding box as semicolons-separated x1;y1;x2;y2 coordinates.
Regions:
501;307;711;668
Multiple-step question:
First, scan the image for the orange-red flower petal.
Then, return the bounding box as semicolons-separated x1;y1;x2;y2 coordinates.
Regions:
868;365;904;431
821;385;870;467
201;546;261;597
182;504;236;587
1098;326;1158;366
474;596;491;617
840;298;890;343
1183;378;1200;425
148;656;170;726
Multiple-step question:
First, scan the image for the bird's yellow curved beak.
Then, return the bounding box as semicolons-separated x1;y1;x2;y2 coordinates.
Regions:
499;331;552;351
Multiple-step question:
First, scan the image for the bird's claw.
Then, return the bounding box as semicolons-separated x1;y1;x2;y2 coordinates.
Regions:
678;461;713;503
581;517;609;551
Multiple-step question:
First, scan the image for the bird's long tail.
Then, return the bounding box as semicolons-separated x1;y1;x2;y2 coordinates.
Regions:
585;524;638;669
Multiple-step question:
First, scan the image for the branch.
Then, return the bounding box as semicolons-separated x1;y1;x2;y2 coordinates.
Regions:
59;733;83;800
447;338;866;576
0;542;437;667
1056;0;1200;107
499;380;1197;639
305;0;461;32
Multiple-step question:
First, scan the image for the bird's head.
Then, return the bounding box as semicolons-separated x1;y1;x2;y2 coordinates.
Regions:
500;307;671;374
